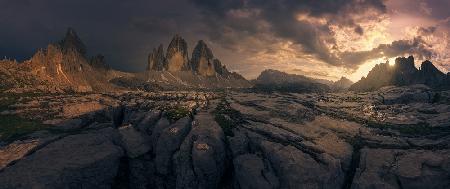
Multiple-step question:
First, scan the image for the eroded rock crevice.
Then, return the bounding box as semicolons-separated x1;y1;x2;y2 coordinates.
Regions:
1;89;450;188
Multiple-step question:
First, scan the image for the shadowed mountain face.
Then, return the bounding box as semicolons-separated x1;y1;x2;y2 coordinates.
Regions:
350;56;450;92
253;69;331;93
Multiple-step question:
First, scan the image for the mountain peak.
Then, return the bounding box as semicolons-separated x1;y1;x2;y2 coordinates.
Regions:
191;40;215;76
420;60;439;73
394;56;416;73
60;27;87;55
148;44;166;71
166;34;190;72
350;55;450;91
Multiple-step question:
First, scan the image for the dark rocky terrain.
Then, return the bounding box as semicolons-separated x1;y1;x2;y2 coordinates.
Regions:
0;84;449;188
350;56;450;92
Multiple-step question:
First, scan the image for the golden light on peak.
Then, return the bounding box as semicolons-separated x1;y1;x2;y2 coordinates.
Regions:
388;60;395;66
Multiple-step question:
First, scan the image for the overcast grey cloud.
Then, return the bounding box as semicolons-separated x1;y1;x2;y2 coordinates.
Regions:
0;0;449;80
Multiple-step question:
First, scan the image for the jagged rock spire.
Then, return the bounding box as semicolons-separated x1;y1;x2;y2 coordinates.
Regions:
166;34;190;72
90;54;109;70
146;34;236;78
191;40;216;76
148;44;166;71
59;27;87;55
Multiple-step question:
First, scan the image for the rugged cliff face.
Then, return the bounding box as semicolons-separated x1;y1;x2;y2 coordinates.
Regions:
144;35;251;89
147;44;166;71
0;30;251;93
165;35;190;72
191;40;216;76
350;56;450;92
0;28;114;93
59;27;87;55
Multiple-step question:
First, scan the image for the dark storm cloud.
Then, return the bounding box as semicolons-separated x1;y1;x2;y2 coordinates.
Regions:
0;0;201;72
1;0;447;76
190;0;387;66
340;37;434;65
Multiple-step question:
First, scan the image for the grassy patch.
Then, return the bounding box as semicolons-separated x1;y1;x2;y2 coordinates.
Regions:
214;114;234;136
0;114;51;142
213;98;246;137
0;92;52;142
165;106;191;121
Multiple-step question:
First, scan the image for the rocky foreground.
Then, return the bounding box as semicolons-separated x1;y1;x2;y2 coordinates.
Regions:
0;85;449;189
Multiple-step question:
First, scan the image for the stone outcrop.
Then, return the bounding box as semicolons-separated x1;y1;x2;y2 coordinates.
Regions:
0;28;116;93
59;27;87;55
213;59;231;76
350;56;450;91
90;54;110;70
166;35;190;72
352;148;450;189
191;40;216;76
147;44;166;71
0;128;124;189
147;35;233;77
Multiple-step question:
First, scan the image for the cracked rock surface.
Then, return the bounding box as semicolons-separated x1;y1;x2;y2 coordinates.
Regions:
0;87;449;188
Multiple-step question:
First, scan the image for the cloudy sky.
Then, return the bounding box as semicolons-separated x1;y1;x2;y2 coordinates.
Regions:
1;0;449;81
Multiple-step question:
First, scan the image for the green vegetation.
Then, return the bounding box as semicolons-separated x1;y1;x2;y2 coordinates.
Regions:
0;115;51;142
165;106;191;121
213;97;246;137
0;92;50;142
214;114;234;137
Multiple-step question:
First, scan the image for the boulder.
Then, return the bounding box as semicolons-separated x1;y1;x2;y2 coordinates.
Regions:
0;128;124;189
352;148;450;189
174;112;226;188
233;154;279;189
154;116;192;175
258;140;344;189
136;110;161;133
118;124;151;158
0;140;40;170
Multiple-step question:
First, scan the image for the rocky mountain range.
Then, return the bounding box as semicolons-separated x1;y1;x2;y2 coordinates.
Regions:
0;28;119;93
253;69;353;93
350;56;450;92
0;29;250;93
143;36;250;89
